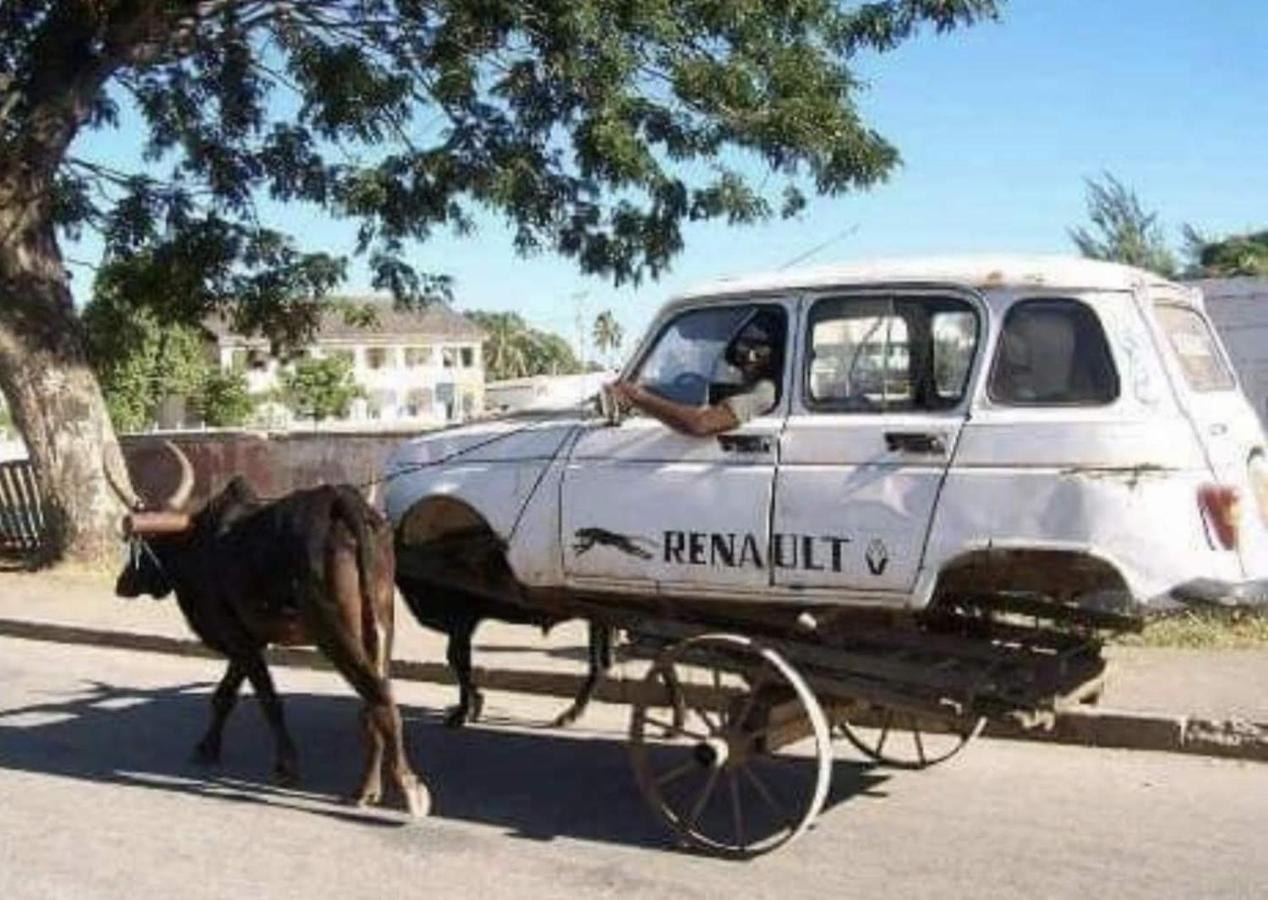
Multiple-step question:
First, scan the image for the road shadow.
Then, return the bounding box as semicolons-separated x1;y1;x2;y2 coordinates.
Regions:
0;678;889;851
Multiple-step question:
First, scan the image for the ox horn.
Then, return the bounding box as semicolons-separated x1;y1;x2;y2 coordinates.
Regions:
103;441;145;511
162;439;195;512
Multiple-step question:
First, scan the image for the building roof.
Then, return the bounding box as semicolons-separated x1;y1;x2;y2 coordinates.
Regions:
207;298;484;343
677;255;1180;301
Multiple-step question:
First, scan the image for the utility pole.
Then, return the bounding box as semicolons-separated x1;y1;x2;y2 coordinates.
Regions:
572;289;590;371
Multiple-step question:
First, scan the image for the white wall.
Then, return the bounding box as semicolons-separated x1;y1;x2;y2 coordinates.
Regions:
1200;278;1268;430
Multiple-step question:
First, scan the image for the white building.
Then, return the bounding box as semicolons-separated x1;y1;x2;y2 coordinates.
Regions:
206;301;487;428
484;371;615;415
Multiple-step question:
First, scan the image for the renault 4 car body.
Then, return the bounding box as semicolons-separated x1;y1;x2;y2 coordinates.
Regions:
384;256;1268;619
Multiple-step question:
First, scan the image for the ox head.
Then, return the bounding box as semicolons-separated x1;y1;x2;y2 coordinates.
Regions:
105;440;195;599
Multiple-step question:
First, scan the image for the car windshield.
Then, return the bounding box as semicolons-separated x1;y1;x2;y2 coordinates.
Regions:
636;305;763;405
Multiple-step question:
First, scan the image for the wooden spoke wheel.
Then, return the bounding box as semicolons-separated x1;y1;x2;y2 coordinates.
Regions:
628;634;832;859
835;705;985;770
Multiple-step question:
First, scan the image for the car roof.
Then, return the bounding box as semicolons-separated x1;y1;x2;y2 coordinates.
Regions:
675;254;1182;302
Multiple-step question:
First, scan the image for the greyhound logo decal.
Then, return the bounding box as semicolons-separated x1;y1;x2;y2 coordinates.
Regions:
573;528;656;560
865;539;889;576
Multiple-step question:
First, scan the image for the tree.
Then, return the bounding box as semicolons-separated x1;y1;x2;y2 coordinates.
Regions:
467;309;581;380
196;368;255;427
469;311;533;382
278;355;360;422
1069;173;1177;277
0;1;1000;561
592;309;624;368
82;271;211;432
1184;228;1268;278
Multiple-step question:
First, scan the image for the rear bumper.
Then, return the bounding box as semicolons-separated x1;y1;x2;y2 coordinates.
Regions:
1171;578;1268;609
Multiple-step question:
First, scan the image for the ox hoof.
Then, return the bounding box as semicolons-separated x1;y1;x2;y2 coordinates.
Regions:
549;705;583;729
443;693;483;728
273;762;300;788
349;788;382;809
403;781;432;819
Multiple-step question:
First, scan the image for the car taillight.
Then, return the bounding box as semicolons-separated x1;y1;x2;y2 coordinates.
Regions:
1198;484;1241;550
1249;453;1268;528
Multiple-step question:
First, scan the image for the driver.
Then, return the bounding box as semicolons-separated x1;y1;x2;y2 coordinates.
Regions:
606;322;778;437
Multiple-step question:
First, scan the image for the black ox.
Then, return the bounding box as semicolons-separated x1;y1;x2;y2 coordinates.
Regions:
108;442;427;816
395;529;612;729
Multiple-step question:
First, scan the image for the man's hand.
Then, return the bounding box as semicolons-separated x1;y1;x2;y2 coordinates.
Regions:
605;381;636;412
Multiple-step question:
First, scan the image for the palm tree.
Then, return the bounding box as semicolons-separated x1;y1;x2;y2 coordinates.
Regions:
469;311;531;381
592;310;624;368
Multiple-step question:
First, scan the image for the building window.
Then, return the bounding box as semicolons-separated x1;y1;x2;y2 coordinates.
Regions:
404;387;434;417
404;346;433;367
366;347;393;370
442;347;457;368
461;347;475;368
230;349;248;371
461;389;477;417
367;389;397;419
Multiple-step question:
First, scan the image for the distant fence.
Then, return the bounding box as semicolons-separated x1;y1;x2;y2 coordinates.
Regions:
0;460;44;558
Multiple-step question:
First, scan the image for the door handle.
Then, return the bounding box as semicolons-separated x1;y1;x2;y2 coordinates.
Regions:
884;431;946;455
718;434;772;453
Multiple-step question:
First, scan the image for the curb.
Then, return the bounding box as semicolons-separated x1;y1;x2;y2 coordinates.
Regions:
2;617;1265;763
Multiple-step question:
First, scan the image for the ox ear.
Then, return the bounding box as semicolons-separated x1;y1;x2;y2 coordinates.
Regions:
124;511;193;537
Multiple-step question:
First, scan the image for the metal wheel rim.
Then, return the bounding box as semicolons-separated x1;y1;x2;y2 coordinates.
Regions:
628;633;833;859
836;706;985;770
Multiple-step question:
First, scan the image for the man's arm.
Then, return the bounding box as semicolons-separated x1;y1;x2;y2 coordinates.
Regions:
610;382;739;436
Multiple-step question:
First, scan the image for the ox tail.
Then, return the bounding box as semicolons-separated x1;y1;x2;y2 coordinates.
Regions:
331;487;391;679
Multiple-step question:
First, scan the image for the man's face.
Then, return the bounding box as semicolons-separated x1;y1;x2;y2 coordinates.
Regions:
733;339;773;381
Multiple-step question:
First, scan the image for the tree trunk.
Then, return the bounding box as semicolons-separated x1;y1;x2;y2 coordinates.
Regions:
0;171;129;567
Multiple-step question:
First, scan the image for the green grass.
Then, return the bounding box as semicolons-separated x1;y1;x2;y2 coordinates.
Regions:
1114;608;1268;649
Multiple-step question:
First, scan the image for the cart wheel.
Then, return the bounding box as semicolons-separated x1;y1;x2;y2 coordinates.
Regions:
628;634;832;859
835;706;985;770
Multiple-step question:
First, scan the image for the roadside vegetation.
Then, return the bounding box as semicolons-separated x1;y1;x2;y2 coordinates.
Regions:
1114;608;1268;649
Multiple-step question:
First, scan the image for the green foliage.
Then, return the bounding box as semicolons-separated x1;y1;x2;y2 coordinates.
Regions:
82;268;214;432
1184;228;1268;277
1113;608;1268;649
1069;174;1177;277
195;369;255;427
278;355;362;422
466;310;581;381
592;309;624;366
4;1;1001;352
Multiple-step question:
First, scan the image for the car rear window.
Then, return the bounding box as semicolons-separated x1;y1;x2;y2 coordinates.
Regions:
989;298;1119;406
1153;303;1236;392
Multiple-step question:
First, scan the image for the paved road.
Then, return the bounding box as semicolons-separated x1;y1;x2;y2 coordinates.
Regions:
1;636;1264;900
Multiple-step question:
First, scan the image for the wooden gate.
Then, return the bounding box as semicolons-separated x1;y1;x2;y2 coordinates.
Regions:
0;460;45;557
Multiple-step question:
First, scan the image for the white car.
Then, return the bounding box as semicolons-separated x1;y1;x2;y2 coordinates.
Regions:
384;256;1268;623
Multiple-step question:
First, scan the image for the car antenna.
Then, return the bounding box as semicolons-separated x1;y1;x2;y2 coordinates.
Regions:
777;223;860;271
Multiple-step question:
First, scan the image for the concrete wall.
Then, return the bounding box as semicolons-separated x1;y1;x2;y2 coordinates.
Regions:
1198;277;1268;431
120;429;422;510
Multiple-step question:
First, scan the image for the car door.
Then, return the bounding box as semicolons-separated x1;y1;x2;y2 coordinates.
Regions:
1151;296;1268;575
771;290;982;594
560;299;792;596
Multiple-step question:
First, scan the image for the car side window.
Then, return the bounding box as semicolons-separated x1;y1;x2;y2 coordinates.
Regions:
635;304;786;407
1153;302;1236;393
805;295;978;413
988;298;1119;405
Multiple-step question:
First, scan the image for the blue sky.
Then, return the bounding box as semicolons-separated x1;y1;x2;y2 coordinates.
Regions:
68;1;1268;361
